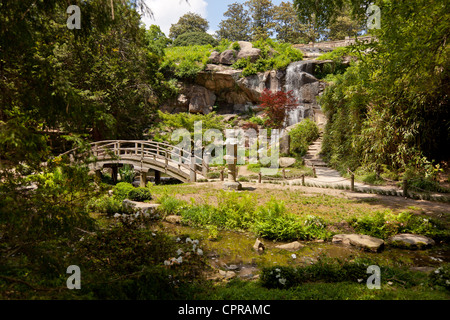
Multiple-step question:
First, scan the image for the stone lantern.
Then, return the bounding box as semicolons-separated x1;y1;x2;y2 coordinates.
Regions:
223;137;242;191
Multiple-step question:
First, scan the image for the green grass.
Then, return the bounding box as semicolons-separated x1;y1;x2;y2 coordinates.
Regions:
199;279;449;300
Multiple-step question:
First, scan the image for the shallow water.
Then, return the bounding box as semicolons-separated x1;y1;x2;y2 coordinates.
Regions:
156;222;450;278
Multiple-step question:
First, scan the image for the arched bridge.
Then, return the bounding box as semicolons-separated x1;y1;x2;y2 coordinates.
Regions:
61;140;209;184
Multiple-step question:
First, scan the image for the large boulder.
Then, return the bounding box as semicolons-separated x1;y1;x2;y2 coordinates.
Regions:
387;234;435;249
209;51;221;64
236;41;262;63
220;50;238;65
279;157;296;168
332;234;385;252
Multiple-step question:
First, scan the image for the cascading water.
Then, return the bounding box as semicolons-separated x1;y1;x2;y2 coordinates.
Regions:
284;61;311;127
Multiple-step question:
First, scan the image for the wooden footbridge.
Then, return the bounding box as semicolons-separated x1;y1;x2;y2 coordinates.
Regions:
61;140;210;185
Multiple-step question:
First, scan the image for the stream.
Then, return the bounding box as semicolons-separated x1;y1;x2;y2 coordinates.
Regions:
155;222;450;280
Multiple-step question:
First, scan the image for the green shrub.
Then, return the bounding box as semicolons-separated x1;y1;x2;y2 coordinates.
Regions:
348;210;450;241
260;266;299;289
252;199;305;241
207;172;221;179
289;119;320;157
113;182;135;201
429;264;450;291
232;42;241;51
87;195;129;215
128;187;152;202
173;32;218;47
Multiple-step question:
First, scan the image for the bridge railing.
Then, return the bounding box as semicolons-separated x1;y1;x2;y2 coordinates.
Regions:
61;140;210;180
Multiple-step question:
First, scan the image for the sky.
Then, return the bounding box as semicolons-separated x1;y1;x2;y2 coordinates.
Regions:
142;0;286;36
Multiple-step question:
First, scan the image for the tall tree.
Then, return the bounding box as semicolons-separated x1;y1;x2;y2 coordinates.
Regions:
0;0;167;164
293;0;344;42
169;12;209;40
246;0;276;41
216;2;251;41
273;1;306;43
327;6;364;40
321;0;450;173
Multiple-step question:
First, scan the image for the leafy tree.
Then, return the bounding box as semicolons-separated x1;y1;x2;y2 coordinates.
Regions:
173;32;218;47
293;0;345;42
146;24;171;56
273;1;307;43
326;6;364;40
169;12;210;40
246;0;276;41
216;2;252;41
321;0;450;176
257;89;299;129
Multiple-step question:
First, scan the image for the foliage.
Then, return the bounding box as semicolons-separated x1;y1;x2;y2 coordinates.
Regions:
260;257;426;290
0;0;171;144
429;264;450;291
289;119;320;157
157;194;188;217
119;164;136;184
246;0;276;41
71;220;206;299
216;3;252;41
257;89;299;129
87;195;129;215
173;32;218;47
169;12;210;40
273;1;307;43
252;199;306;240
148;111;225;145
146;25;171;56
320;0;450;177
348;210;450;241
113;182;136;201
161;44;213;79
128;187;152;202
233;39;304;76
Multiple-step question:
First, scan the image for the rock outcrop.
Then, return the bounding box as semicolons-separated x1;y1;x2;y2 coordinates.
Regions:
163;54;333;117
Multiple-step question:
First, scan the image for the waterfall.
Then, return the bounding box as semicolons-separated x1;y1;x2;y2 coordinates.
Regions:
284;61;311;127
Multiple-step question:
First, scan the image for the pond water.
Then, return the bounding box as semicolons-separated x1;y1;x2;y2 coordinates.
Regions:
155;222;450;279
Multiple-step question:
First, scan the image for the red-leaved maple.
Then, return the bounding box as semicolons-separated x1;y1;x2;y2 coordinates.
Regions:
258;89;299;129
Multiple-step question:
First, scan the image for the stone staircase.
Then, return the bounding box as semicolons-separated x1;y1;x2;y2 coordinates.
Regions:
304;134;327;168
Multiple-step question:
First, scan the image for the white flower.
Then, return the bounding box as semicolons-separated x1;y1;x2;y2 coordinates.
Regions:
164;260;171;266
176;256;183;264
193;239;199;245
357;279;363;283
176;237;181;242
279;278;287;286
192;244;197;252
186;237;192;243
197;249;203;256
275;268;281;273
152;233;156;237
435;269;440;274
177;249;183;256
291;254;297;259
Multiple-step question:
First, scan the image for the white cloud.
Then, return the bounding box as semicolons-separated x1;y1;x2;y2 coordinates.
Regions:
142;0;208;36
